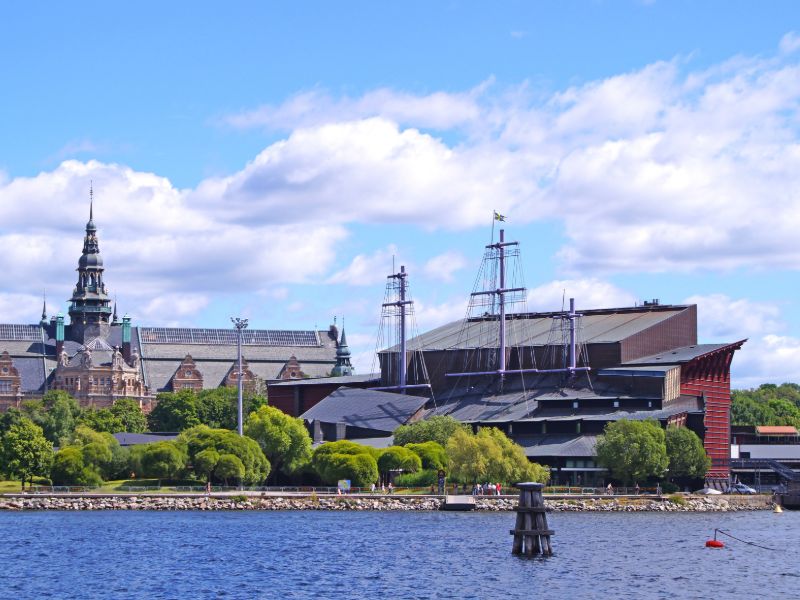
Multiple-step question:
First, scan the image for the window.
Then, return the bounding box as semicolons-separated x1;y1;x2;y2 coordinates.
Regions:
185;370;192;377
572;401;579;409
0;381;11;393
613;401;619;408
182;383;195;389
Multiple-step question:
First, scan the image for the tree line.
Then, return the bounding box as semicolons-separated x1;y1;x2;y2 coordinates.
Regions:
731;383;800;428
0;392;549;489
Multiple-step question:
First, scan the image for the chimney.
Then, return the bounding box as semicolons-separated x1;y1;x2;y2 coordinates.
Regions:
335;422;347;441
55;314;65;357
122;316;131;361
312;420;323;444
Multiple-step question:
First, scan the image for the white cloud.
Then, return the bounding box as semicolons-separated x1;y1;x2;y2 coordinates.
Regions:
528;279;637;312
223;85;485;132
422;251;468;282
326;245;401;286
686;293;782;340
780;32;800;55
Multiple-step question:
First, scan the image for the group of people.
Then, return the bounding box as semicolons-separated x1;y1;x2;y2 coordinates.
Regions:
369;482;393;494
471;482;503;496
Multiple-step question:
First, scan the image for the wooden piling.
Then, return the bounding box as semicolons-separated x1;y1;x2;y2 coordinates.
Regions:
510;482;553;556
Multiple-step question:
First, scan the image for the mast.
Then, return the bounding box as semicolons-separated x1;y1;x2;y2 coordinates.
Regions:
371;265;431;393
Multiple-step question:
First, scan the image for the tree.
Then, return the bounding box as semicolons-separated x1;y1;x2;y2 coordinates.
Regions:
110;399;148;433
393;416;469;447
39;391;83;444
377;446;421;479
69;425;129;480
595;419;669;485
148;390;201;432
446;428;500;483
179;425;270;484
665;426;711;480
50;447;103;486
445;427;549;484
404;441;447;471
0;418;53;489
311;441;379;486
79;409;125;434
194;448;220;483
244;405;312;480
139;441;187;480
478;428;549;484
215;453;245;486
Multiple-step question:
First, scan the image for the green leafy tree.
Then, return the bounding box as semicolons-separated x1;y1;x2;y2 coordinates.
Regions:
179;425;269;484
665;426;711;480
404;441;448;471
244;405;312;480
478;427;549;483
195;387;269;430
110;399;148;433
0;408;23;437
731;383;800;427
595;419;669;485
50;447;103;486
139;441;187;480
377;446;422;479
311;441;379;486
36;391;83;444
1;418;54;489
215;453;245;485
194;448;220;483
148;390;201;432
70;425;128;480
79;408;125;434
393;416;469;447
446;428;501;483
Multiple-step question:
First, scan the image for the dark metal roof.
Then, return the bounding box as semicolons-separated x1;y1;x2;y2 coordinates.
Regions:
269;373;381;388
597;365;678;377
513;395;702;423
389;305;690;352
112;432;180;446
301;387;428;433
624;341;745;365
514;434;600;458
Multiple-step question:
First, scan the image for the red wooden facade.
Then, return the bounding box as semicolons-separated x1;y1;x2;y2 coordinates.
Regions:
679;341;745;479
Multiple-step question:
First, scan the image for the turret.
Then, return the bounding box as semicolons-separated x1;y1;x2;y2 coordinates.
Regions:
331;328;353;377
67;188;112;343
122;315;132;362
55;314;65;357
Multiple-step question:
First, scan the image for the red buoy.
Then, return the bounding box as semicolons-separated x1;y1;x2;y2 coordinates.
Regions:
706;539;724;548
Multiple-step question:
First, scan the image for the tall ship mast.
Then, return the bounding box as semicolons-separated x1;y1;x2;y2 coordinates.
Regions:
446;226;590;386
372;265;432;394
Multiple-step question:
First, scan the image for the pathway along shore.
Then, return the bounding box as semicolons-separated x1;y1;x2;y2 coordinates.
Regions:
0;493;772;512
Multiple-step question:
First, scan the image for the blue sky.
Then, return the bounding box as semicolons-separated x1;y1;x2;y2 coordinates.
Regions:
1;1;799;386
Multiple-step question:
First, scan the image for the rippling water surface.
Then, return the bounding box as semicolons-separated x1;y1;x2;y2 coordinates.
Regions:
2;509;798;599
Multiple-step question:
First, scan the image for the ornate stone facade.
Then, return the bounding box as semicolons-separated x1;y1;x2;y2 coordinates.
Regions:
0;351;22;411
171;355;204;392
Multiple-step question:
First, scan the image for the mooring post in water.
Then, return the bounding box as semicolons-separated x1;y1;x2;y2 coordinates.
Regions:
510;482;553;557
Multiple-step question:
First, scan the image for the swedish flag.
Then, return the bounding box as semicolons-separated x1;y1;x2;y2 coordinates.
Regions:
494;211;506;222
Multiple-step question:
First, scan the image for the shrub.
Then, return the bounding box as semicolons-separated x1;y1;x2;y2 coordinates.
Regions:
377;446;422;476
403;442;447;471
667;494;686;506
660;481;679;494
395;469;438;487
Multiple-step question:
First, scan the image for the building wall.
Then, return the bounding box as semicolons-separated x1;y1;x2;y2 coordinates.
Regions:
680;345;739;479
620;305;697;364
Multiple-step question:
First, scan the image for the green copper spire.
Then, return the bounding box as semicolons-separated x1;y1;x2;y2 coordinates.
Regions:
331;327;353;377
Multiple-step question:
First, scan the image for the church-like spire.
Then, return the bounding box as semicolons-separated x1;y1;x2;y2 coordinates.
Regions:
68;185;112;343
40;292;48;327
331;326;353;377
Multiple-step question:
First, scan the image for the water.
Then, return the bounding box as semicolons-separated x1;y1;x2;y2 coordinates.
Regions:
2;510;798;599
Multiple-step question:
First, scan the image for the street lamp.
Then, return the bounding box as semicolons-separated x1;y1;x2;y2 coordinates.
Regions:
231;317;248;436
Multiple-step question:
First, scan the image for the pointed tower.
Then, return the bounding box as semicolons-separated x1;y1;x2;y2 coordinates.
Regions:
68;189;112;343
39;293;48;328
331;328;354;377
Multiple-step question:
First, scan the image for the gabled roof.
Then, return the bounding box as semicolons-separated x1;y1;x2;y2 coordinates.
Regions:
301;387;428;433
269;373;380;388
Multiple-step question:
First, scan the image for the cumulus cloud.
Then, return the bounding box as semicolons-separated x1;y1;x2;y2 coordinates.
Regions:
326;245;401;286
0;160;346;325
528;278;637;312
422;251;468;282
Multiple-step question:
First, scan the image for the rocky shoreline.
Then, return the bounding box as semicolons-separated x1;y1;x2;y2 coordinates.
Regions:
0;494;772;512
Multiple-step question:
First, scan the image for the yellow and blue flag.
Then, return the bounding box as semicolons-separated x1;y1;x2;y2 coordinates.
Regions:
494;211;506;222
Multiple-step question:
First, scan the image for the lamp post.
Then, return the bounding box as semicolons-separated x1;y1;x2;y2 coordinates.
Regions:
231;317;248;436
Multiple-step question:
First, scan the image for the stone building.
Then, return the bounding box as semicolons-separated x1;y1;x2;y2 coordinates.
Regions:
0;195;344;411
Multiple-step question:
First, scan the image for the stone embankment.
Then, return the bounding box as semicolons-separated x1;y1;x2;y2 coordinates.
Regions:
0;494;772;512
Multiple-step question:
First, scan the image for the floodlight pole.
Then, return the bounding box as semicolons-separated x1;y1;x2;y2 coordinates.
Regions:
231;317;248;436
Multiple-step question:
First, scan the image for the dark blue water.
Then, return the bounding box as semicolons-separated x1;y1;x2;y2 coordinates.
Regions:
2;510;798;599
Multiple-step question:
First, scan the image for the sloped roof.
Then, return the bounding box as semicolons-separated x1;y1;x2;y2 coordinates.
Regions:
514;434;599;458
756;426;798;436
269;373;381;387
112;432;180;446
394;305;690;352
624;342;746;365
301;387;428;433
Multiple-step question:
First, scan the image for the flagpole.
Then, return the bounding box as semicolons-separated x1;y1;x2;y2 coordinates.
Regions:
491;210;495;244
